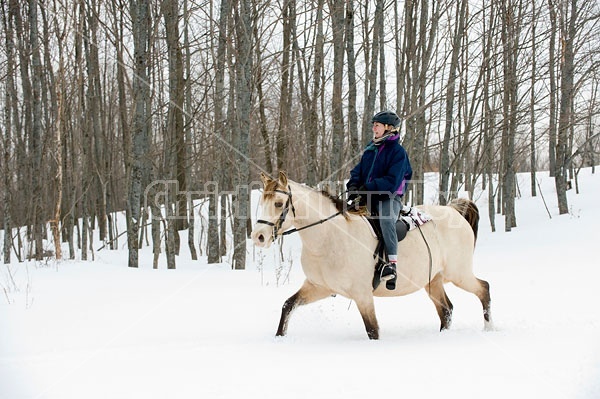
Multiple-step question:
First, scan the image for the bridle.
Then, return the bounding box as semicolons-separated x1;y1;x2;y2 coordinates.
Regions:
256;187;297;240
256;185;342;240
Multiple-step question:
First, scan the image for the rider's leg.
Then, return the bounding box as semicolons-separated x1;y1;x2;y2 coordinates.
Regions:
377;196;403;289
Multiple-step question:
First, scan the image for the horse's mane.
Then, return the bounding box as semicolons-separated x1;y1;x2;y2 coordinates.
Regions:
318;190;347;215
261;177;356;219
316;189;368;219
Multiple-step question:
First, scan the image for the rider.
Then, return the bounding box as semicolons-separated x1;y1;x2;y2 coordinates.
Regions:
346;110;413;290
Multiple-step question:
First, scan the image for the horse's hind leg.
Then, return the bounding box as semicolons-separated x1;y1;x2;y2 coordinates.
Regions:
453;276;493;330
426;274;453;331
276;279;332;337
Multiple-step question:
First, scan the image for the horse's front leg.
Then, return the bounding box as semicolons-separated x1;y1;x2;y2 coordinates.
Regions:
354;297;380;340
276;279;331;337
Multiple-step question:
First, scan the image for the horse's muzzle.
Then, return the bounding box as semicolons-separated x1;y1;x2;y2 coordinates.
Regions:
251;228;272;248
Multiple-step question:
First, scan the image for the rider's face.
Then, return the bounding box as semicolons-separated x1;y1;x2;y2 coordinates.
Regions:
372;122;387;139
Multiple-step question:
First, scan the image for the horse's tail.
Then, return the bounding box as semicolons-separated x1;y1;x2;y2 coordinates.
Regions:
448;198;479;246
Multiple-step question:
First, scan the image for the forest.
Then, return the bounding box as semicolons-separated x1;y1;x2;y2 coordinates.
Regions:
1;0;599;269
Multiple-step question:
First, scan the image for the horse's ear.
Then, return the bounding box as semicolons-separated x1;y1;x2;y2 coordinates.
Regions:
260;172;271;187
278;171;288;187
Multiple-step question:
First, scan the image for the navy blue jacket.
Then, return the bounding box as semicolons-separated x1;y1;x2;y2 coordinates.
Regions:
347;133;412;198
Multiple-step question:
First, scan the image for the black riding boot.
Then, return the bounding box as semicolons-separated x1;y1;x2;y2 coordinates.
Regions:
380;262;397;290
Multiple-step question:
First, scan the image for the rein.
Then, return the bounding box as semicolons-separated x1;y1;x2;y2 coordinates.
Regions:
256;185;342;240
415;222;433;290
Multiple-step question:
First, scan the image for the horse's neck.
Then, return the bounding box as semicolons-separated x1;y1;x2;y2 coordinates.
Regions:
288;181;372;254
289;181;337;225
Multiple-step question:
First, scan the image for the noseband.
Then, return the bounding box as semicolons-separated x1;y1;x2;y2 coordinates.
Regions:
256;186;296;240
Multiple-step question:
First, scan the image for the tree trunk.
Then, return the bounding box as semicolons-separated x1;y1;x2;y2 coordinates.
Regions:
183;0;197;261
220;194;227;257
307;0;324;183
500;0;520;231
548;0;558;177
2;2;15;263
362;0;383;148
208;0;230;264
276;0;292;172
163;0;184;268
255;41;273;175
232;0;253;270
291;2;312;183
530;0;537;197
330;0;345;182
28;0;44;260
346;0;359;156
127;0;151;268
438;0;465;205
52;61;64;261
555;0;577;215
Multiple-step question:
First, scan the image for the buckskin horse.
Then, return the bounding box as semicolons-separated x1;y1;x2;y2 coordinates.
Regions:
251;171;493;340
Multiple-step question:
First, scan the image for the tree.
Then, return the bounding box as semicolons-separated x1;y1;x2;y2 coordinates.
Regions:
231;0;253;270
554;0;577;215
127;0;151;268
499;0;523;231
362;0;383;148
329;0;345;182
163;0;186;269
400;0;439;206
439;0;467;206
2;0;16;263
276;0;293;172
28;0;45;260
530;0;538;197
183;0;197;261
346;0;359;156
548;0;558;177
207;0;231;264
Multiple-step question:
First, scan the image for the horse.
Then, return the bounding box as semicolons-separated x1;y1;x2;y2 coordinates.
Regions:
251;171;493;340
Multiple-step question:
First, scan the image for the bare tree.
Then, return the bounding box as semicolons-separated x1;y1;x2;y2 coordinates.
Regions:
162;0;186;268
529;0;538;197
400;0;438;205
183;0;198;260
548;0;558;177
2;0;15;263
438;0;467;206
500;0;522;231
207;0;230;264
26;0;45;260
329;0;345;182
346;0;359;156
127;0;151;268
276;0;293;172
362;0;383;148
554;0;577;215
231;0;253;270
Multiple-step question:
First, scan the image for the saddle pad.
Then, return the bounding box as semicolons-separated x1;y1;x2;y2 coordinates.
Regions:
400;206;432;231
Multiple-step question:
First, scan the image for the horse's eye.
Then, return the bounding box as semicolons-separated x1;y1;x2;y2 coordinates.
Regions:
274;201;284;208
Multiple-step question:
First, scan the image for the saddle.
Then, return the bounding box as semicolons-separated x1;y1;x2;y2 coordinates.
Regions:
367;206;432;290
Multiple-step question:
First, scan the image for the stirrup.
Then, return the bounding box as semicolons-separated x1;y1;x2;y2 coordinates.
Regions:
380;263;397;282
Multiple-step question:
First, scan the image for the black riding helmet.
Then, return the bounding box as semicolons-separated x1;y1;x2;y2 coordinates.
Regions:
372;110;401;128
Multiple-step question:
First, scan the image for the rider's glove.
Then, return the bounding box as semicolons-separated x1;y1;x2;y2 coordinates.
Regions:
347;185;367;210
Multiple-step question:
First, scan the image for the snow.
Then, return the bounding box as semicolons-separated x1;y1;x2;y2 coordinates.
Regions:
1;169;600;399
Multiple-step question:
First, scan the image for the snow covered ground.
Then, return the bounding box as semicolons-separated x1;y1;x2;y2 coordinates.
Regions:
1;169;599;399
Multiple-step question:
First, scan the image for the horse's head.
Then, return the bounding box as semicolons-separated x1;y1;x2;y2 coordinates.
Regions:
251;171;295;248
